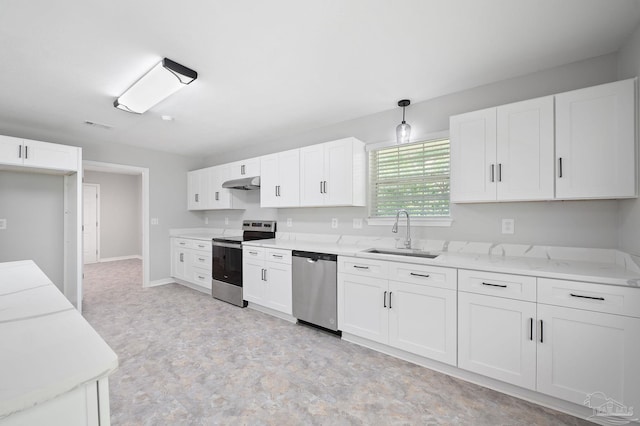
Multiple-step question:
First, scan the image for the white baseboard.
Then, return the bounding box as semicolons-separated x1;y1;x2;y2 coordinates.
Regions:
170;278;211;295
145;277;174;288
99;255;142;263
247;303;297;323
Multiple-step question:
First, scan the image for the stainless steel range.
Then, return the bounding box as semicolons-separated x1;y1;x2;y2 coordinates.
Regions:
211;220;276;307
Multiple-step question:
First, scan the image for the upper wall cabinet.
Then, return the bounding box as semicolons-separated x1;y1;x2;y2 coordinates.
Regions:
555;79;636;199
450;96;554;203
299;137;366;207
450;79;636;203
260;149;300;208
187;165;242;211
0;135;80;172
227;157;260;180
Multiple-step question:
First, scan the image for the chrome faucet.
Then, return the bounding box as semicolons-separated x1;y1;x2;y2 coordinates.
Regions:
392;210;411;249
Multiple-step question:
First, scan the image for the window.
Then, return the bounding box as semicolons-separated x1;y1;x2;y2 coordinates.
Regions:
369;138;450;219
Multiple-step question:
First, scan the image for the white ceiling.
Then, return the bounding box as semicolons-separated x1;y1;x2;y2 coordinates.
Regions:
1;0;639;158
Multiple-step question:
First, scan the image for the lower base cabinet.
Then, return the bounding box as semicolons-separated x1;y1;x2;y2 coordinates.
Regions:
170;238;212;291
243;247;292;315
338;256;457;366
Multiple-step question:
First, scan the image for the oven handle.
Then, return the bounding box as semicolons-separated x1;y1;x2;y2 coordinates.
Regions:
212;241;242;249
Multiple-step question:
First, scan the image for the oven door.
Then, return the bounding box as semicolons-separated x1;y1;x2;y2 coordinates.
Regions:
212;242;243;286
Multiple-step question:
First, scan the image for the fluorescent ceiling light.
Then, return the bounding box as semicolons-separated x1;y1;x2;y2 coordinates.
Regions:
114;58;197;114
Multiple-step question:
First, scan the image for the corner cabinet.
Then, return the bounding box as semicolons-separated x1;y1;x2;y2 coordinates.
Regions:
450;78;636;202
187;165;243;211
170;237;212;291
299;137;366;207
555;79;636;199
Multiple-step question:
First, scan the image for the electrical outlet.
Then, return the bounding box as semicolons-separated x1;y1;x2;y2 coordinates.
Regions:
353;218;363;229
151;218;159;225
286;218;293;227
225;217;229;225
0;219;6;230
331;218;338;229
204;217;209;225
502;218;514;234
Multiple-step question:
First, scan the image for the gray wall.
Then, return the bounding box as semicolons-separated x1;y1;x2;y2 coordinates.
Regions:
0;171;65;289
84;171;142;259
617;23;640;257
202;53;623;249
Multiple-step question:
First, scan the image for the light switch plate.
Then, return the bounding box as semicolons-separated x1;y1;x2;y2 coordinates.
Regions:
331;218;338;229
502;219;514;234
353;218;363;229
151;218;159;225
225;217;229;225
0;219;6;230
204;217;209;225
286;218;293;227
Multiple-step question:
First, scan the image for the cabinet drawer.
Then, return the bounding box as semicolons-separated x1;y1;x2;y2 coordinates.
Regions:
192;240;210;251
339;256;388;278
173;238;192;248
266;248;291;264
459;269;536;301
243;246;265;260
388;262;456;290
538;278;640;318
189;251;212;270
190;268;211;289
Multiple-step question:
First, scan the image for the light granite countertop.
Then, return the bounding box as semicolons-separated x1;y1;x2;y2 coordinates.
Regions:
243;235;640;288
0;260;118;420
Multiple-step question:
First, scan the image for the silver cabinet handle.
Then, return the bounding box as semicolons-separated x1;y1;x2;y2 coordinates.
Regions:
195;193;199;202
383;291;387;307
272;254;283;259
275;186;278;197
241;164;245;175
529;318;534;341
570;293;605;301
179;242;186;246
482;282;507;288
198;275;205;280
320;181;323;194
25;145;28;159
323;181;327;193
179;253;184;262
197;244;205;248
353;265;369;270
249;251;258;255
539;320;544;343
388;292;393;309
498;163;502;182
558;157;563;178
215;191;219;201
198;257;205;261
18;145;22;159
490;164;495;182
410;272;430;278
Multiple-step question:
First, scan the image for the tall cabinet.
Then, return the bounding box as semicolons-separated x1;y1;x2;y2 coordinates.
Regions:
0;134;83;311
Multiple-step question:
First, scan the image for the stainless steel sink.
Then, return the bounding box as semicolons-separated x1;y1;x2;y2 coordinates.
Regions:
362;248;440;259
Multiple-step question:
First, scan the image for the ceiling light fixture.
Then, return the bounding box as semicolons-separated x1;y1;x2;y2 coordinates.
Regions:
114;58;198;114
396;99;411;144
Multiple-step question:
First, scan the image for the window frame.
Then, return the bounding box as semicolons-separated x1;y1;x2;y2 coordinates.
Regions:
366;132;453;227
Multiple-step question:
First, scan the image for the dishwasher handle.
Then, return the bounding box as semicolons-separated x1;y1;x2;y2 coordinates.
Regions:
292;250;337;262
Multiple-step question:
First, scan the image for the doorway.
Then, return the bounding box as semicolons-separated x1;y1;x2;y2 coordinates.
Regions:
83;183;100;264
82;160;150;287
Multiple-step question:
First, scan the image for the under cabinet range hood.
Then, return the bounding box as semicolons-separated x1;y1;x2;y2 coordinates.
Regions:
222;176;260;190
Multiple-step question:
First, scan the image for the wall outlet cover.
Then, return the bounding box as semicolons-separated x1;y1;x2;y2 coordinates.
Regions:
353;218;363;229
151;218;159;225
204;217;209;225
0;219;6;230
286;218;293;227
225;217;229;225
331;218;338;229
502;218;515;234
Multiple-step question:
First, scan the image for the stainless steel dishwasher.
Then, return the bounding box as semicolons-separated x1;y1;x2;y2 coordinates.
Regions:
292;250;339;332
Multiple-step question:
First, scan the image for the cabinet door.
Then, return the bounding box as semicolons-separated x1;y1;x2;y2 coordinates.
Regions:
211;165;234;209
338;273;388;344
277;149;300;207
242;258;265;304
23;139;79;171
388;280;457;365
187;170;203;210
324;138;353;206
299;144;326;206
555;79;636;199
537;304;640;410
259;154;279;207
458;292;537;389
171;247;188;280
496;96;554;201
265;262;292;315
0;135;24;166
450;108;497;202
228;157;260;180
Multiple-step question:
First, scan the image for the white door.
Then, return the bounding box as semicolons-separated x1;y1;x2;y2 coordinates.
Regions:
388;280;457;366
277;149;300;207
265;262;292;315
450;108;497;202
324;139;353;206
458;291;537;390
555;78;636;199
537;304;640;410
299;144;326;206
496;96;554;201
0;135;24;166
338;273;389;344
82;184;99;264
259;154;279;207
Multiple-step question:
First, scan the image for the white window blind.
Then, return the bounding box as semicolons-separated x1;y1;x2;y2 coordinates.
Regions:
369;138;450;218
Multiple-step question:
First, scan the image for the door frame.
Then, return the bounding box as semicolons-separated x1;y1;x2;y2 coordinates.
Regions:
82;183;101;263
83;160;150;287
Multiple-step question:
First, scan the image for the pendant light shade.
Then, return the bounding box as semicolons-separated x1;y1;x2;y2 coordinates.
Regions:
396;99;411;144
114;58;198;114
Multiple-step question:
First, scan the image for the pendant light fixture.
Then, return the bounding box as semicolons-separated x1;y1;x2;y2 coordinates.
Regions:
396;99;411;144
114;58;198;114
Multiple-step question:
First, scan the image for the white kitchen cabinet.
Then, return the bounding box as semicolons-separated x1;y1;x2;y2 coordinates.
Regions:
187;165;242;211
338;256;457;365
536;304;640;411
555;78;636;199
242;247;292;315
450;96;554;202
187;168;208;210
170;238;212;291
260;149;300;207
299;137;366;207
227;157;260;180
0;134;80;172
458;291;537;389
